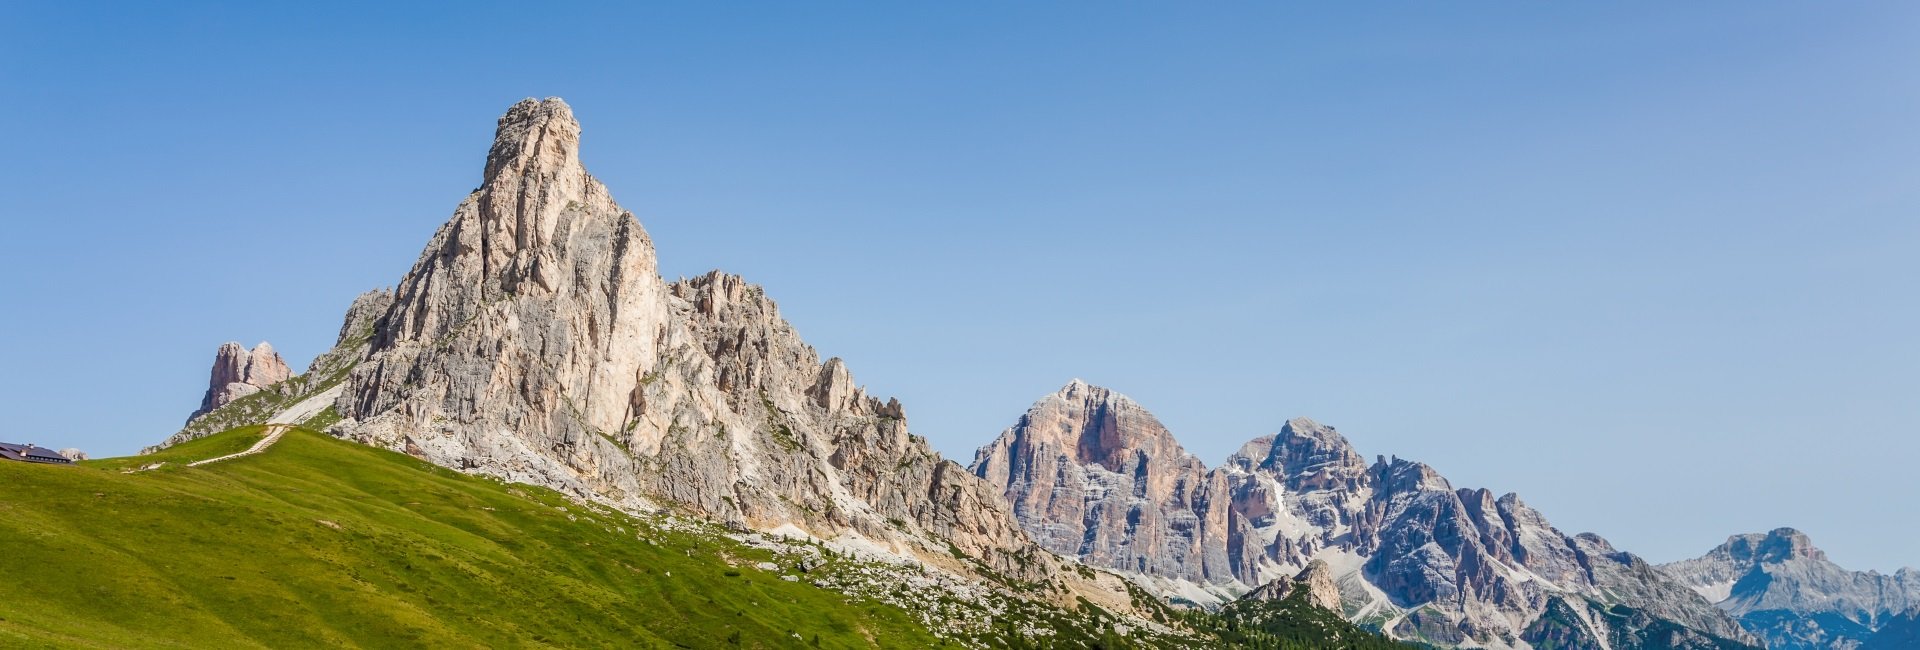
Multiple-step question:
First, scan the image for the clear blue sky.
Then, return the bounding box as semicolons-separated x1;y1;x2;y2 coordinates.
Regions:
3;2;1915;571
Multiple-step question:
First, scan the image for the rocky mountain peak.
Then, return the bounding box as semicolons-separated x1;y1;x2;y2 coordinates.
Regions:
327;98;1060;586
210;341;249;385
969;381;1223;584
1051;378;1130;408
973;383;1758;646
245;342;291;386
1372;456;1453;493
1659;527;1920;648
484;97;582;184
1226;417;1370;492
1732;527;1828;563
1684;527;1830;575
189;341;292;421
452;96;644;306
1661;528;1833;598
1015;380;1189;471
1052;378;1133;407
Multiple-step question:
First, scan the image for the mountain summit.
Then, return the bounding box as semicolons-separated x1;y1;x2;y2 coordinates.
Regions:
1661;528;1920;648
189;341;290;420
322;97;1062;583
970;380;1224;587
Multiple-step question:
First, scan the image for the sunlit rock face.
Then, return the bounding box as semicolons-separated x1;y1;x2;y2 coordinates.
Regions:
975;382;1758;648
191;341;292;420
331;98;1049;580
1241;560;1341;613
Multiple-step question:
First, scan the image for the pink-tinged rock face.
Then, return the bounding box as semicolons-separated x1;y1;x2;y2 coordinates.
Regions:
974;383;1760;646
208;342;250;392
244;342;291;387
188;340;294;422
970;380;1230;583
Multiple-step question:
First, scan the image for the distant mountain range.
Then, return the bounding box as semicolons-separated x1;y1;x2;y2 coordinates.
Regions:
970;380;1756;648
93;98;1908;649
1661;528;1920;649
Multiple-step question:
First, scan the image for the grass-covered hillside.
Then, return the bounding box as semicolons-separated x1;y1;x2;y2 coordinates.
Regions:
0;426;952;649
1;425;1423;649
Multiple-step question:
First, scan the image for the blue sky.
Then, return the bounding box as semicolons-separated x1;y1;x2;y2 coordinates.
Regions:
3;2;1915;570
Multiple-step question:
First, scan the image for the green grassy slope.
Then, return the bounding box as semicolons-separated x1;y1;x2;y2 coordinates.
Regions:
0;427;946;649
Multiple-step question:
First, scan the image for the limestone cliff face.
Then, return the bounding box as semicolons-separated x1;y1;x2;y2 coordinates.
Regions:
331;98;1043;579
190;341;291;421
969;380;1231;583
975;382;1758;648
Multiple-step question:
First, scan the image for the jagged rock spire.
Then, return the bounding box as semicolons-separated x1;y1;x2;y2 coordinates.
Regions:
189;341;290;421
483;98;582;185
348;94;667;459
328;98;1053;583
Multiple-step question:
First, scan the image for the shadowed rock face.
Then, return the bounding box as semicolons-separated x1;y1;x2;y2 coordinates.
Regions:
974;382;1757;648
330;98;1047;580
1661;528;1920;648
190;341;291;420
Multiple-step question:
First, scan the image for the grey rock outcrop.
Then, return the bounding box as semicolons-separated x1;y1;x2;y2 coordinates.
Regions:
334;289;393;345
150;289;393;452
189;341;291;421
1660;527;1920;649
57;448;87;461
1296;560;1341;613
326;98;1058;584
1242;560;1342;613
974;381;1758;648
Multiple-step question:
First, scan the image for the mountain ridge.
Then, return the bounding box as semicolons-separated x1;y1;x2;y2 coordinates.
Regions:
123;97;1859;649
1660;527;1920;649
972;380;1759;648
122;97;1256;646
141;99;1212;636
